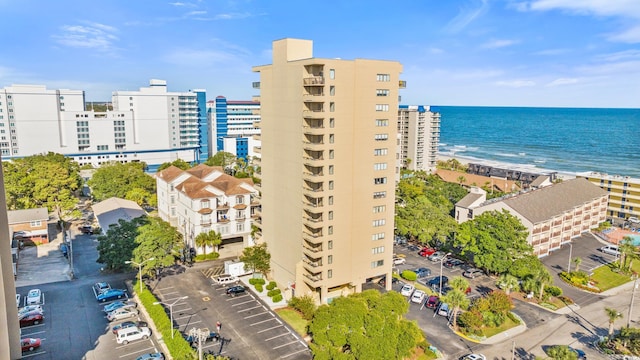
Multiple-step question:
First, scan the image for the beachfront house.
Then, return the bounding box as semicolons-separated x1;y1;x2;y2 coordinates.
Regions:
455;178;608;257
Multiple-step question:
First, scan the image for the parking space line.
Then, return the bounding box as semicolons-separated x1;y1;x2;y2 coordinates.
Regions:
232;299;256;307
161;292;182;298
257;324;284;333
250;318;278;326
21;351;46;358
155;286;175;291
226;294;250;301
281;348;310;359
174;314;198;321
21;330;46;336
118;346;155;358
272;339;300;349
236;305;263;313
244;311;268;319
264;332;290;341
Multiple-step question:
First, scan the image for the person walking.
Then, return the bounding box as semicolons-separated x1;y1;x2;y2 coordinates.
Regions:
216;321;221;333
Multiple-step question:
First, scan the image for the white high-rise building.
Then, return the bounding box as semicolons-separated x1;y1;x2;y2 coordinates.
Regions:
397;105;440;173
0;79;208;171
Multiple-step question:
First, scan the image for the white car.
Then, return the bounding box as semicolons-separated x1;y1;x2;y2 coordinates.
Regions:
26;289;41;305
400;284;415;297
600;245;620;256
461;355;486;360
107;308;139;322
18;305;44;317
411;290;426;304
392;257;406;265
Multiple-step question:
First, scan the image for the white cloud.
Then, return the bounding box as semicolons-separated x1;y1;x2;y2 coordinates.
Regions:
494;79;536;87
533;48;571;56
214;12;254;20
428;47;444;54
607;24;640;43
480;39;519;49
444;0;489;33
452;69;503;79
546;78;579;86
52;22;118;51
594;49;640;62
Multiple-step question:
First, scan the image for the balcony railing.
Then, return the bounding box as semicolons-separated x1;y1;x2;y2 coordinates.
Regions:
303;77;325;86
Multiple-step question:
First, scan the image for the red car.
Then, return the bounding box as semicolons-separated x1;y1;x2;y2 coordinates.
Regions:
21;338;41;352
418;247;436;257
19;312;43;327
426;295;440;309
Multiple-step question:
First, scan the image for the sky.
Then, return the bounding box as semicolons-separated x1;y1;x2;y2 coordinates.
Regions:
1;0;639;108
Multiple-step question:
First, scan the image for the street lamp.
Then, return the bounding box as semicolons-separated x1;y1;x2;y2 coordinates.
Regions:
125;257;155;293
567;242;573;273
439;253;452;296
154;296;189;338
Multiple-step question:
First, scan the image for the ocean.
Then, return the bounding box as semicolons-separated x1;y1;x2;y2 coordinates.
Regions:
436;106;640;178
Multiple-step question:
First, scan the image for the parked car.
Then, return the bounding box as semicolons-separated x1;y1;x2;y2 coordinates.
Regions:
407;245;420;252
184;331;220;348
116;326;151;345
107;308;139;322
93;282;111;296
377;277;398;287
21;338;41;352
226;285;246;296
427;276;449;288
426;295;440;309
112;321;149;334
428;251;447;262
19;312;44;327
437;302;450;317
411;290;426;304
79;225;94;234
400;284;415;297
599;245;620;256
460;354;486;360
26;289;41;305
103;300;137;313
443;258;464;268
418;247;437;257
18;305;43;317
463;268;484;279
568;346;586;359
392;256;406;265
97;289;127;302
59;243;68;257
413;267;432;278
136;353;165;360
211;274;239;285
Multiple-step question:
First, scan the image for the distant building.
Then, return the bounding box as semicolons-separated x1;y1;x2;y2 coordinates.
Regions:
466;163;557;188
155;164;260;257
455;178;608;256
436;168;521;193
92;197;146;233
253;38;404;304
578;172;640;221
0;79;208;171
208;97;261;160
397;105;440;174
8;207;49;244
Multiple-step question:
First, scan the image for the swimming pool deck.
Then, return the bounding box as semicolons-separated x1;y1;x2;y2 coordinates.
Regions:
599;227;640;245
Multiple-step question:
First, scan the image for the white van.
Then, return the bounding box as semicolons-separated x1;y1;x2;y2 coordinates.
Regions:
600;245;620;256
629;217;640;224
116;326;151;344
211;274;238;285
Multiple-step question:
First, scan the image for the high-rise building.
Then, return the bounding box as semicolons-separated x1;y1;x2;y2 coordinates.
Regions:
397;105;440;174
0;79;208;171
208;97;261;159
252;38;404;304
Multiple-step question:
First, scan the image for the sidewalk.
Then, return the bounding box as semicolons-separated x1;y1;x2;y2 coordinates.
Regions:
15;224;71;288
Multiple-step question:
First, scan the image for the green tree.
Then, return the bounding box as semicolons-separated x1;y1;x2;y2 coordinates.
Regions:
309;290;423;359
194;230;222;257
454;210;532;275
497;274;520;295
131;217;184;276
457;175;466;185
534;267;553;301
620;237;637;272
88;162;156;205
157;159;191;172
605;307;623;339
239;243;271;275
450;276;470;293
508;255;544;279
546;345;578;360
97;217;149;271
205;151;237;168
442;289;470;331
395;195;457;245
573;257;582;273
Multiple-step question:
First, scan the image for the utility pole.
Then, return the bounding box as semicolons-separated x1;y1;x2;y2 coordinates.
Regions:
189;328;210;360
511;340;515;360
628;276;639;328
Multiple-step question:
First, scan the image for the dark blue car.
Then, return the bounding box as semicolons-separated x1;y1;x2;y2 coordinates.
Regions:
97;289;127;303
413;267;431;278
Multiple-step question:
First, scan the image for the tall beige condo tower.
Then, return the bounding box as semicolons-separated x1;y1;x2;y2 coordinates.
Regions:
253;39;403;304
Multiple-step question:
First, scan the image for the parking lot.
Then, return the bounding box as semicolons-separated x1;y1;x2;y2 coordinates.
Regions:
147;265;311;360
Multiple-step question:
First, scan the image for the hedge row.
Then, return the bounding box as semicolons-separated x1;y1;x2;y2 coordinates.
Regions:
249;278;266;285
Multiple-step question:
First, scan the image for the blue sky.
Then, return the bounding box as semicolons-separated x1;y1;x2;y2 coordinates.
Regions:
1;0;639;108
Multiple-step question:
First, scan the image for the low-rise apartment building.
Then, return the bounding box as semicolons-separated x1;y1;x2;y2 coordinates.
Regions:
578;172;640;222
455;178;608;256
156;164;260;258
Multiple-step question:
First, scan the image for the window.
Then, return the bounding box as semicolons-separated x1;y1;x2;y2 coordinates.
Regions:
376;74;390;82
237;223;244;232
373;191;386;199
375;119;389;127
371;260;384;268
330;86;335;96
328;226;333;235
373;205;386;213
374;163;387;170
30;220;42;227
373;219;386;227
329;165;334;175
376;89;390;96
329;196;334;205
328;240;333;250
329;150;334;159
374;148;388;156
236;210;244;218
329;181;334;190
329;134;334;143
372;232;385;241
375;104;389;112
201;200;210;209
328;255;333;264
374;177;387;185
328;211;333;220
328;269;333;278
375;134;388;141
329;69;335;79
236;195;244;204
330;102;335;112
171;207;176;216
372;246;385;254
329;118;335;128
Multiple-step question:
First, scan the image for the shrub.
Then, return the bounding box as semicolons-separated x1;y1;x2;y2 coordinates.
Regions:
288;295;317;320
250;278;265;285
249;278;257;285
401;270;417;281
272;294;283;302
266;281;277;290
545;285;563;297
255;284;263;292
268;288;281;297
194;253;220;262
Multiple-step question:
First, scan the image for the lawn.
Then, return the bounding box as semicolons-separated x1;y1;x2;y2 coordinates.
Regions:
275;307;308;338
478;316;520;338
590;260;640;292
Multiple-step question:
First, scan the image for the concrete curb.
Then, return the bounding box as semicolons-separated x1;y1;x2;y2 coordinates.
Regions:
125;280;172;359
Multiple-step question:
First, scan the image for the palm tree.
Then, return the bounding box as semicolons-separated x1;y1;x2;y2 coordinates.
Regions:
194;230;222;256
450;276;470;293
572;257;582;273
534;267;553;301
442;289;470;331
605;307;623;340
457;175;467;185
619;237;636;271
497;274;520;295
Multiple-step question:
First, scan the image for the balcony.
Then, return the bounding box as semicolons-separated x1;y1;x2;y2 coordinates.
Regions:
200;219;212;226
303;231;323;244
217;217;230;224
303;273;323;287
303;171;324;182
303;125;325;136
217;203;229;210
252;81;260;89
303;258;324;272
254;146;261;154
303;216;323;227
302;141;324;152
303;186;325;198
303;110;324;119
253;134;261;141
302;244;323;257
303;77;325;86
